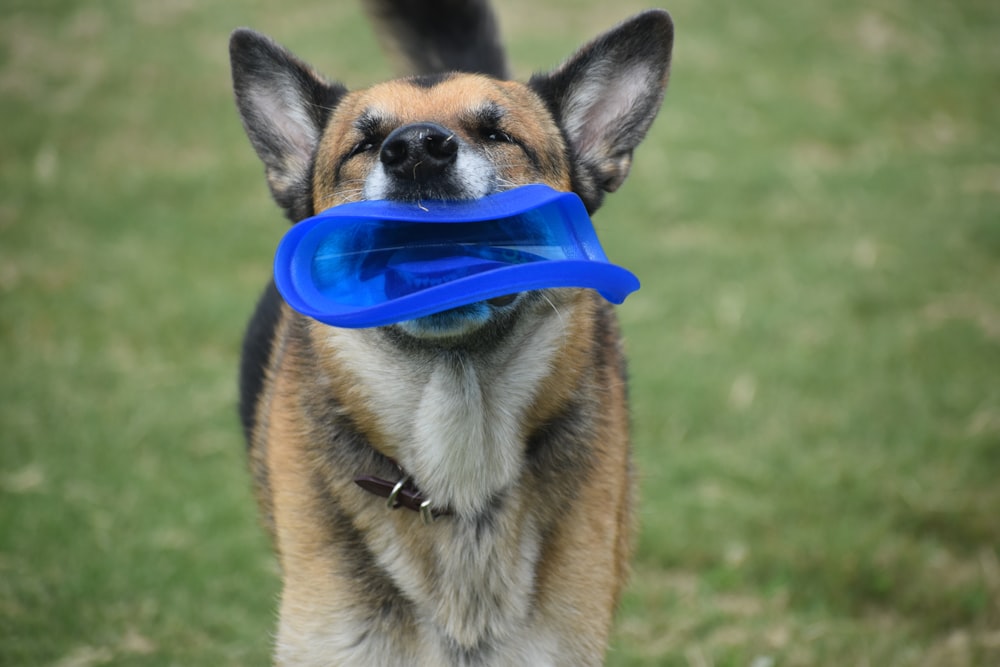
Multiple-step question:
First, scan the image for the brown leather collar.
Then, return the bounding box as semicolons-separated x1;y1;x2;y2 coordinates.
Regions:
354;464;452;524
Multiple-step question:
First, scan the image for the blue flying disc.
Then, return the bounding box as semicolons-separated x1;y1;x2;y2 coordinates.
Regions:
273;184;639;328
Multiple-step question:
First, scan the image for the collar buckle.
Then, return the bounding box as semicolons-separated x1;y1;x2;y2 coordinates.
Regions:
354;471;451;523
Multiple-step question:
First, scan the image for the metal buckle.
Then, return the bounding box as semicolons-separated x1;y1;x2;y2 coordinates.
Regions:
419;499;436;525
386;477;407;510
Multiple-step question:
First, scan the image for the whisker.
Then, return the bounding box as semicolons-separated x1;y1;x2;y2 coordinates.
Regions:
316;187;366;207
539;292;569;344
305;101;342;113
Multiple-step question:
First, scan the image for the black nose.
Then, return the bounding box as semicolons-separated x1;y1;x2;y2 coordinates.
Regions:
379;123;458;181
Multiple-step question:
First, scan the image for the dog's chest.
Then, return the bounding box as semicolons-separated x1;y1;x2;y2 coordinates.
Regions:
320;320;569;656
327;317;565;516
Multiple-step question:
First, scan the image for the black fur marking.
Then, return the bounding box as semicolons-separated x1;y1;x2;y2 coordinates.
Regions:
446;642;495;667
296;379;423;642
526;398;597;484
471;492;503;541
356;110;390;137
407;72;454;88
469;101;504;128
523;307;624;511
294;152;319;222
292;317;395;474
308;466;419;640
238;280;283;443
363;0;508;78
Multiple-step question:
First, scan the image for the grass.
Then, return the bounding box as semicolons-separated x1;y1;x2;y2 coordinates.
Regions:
1;0;998;665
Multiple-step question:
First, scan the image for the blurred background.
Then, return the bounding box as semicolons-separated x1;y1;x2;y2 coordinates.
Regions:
1;0;997;664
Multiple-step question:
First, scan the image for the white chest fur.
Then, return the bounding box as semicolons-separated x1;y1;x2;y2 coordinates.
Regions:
326;313;565;517
319;313;568;659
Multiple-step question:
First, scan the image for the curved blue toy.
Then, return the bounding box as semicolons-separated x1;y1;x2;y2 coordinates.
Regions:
273;184;640;328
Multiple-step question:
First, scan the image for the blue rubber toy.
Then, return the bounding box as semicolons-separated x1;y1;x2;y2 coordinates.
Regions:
273;184;640;328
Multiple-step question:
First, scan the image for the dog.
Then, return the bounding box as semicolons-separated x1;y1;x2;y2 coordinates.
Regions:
230;1;672;664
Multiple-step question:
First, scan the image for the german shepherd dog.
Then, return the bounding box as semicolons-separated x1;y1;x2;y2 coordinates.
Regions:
231;1;672;664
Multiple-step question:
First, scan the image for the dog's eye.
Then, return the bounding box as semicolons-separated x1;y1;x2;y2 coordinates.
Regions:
482;128;515;144
346;139;377;159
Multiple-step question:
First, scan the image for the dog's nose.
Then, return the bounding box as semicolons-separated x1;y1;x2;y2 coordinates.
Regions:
380;123;458;181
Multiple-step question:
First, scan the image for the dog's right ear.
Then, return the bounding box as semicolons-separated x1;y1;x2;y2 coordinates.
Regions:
230;29;347;221
529;10;673;212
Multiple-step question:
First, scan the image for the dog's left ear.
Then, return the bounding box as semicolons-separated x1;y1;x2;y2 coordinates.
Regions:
530;10;673;207
230;29;347;221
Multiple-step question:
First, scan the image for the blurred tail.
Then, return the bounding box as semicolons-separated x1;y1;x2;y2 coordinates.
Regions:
362;0;508;78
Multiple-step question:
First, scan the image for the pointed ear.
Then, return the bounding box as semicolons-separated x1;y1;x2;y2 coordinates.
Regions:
529;10;673;207
229;29;347;221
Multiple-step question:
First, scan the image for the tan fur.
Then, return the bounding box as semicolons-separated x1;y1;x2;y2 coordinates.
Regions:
313;76;572;210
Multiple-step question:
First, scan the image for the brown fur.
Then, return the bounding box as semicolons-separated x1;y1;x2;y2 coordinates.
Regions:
313;76;573;210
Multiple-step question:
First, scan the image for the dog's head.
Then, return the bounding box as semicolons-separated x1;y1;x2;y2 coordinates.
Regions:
230;11;672;340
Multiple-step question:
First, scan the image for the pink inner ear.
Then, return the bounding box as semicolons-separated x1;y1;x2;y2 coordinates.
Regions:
255;84;319;167
562;63;654;160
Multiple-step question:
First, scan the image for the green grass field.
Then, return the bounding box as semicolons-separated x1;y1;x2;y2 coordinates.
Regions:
2;0;998;665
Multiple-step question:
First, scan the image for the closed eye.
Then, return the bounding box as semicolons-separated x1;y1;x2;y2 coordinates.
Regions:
346;138;378;160
481;128;516;144
347;110;391;160
476;120;542;170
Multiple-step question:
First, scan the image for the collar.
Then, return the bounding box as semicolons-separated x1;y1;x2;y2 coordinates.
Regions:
354;462;452;525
